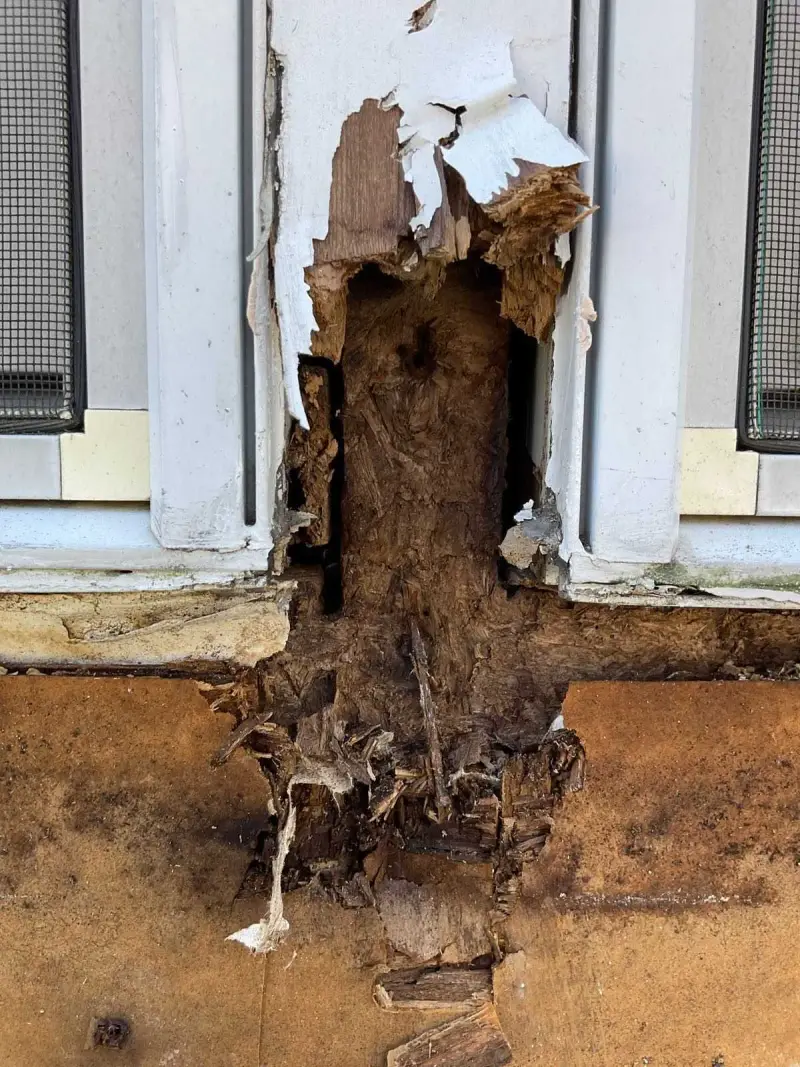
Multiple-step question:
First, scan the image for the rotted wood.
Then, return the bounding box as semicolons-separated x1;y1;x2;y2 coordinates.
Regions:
374;963;492;1011
403;797;499;863
386;1005;512;1067
410;620;451;822
285;366;337;546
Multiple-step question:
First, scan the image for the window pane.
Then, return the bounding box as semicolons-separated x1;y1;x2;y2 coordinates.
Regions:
0;0;82;432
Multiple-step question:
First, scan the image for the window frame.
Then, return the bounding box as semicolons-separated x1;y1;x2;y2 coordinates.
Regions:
735;0;800;455
0;0;87;435
547;0;800;605
0;0;282;590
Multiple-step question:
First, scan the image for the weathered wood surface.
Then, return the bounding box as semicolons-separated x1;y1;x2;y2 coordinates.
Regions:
374;964;492;1011
313;101;414;265
386;1005;512;1067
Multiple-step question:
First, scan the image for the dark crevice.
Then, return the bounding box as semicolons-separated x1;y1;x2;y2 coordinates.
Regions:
398;322;437;378
430;102;465;148
287;355;345;615
502;324;538;533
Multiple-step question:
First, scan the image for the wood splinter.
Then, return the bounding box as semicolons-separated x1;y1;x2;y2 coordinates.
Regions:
410;620;451;822
386;1004;512;1067
374;964;492;1012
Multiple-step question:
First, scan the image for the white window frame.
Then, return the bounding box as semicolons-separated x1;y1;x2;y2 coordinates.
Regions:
0;0;284;591
547;0;800;606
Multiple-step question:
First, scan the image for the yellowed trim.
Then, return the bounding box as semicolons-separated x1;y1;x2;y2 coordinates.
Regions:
0;585;290;667
680;428;758;516
61;410;150;502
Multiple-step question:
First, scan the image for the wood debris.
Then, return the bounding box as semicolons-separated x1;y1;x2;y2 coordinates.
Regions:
491;726;585;945
208;665;586;955
410;620;451;822
211;711;277;768
374;963;492;1012
386;1005;512;1067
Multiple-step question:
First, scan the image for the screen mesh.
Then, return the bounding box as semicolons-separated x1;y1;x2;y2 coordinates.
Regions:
0;0;82;432
742;0;800;447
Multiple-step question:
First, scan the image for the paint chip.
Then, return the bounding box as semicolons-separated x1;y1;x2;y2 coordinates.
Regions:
409;0;437;32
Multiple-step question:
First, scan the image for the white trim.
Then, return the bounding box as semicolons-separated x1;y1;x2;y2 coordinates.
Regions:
546;0;600;562
580;0;697;563
0;2;276;589
143;0;256;551
547;0;800;605
0;504;272;591
248;0;286;555
683;0;758;429
563;517;800;608
757;455;800;516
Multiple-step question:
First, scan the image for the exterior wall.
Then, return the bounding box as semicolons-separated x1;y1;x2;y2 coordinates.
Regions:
545;0;800;605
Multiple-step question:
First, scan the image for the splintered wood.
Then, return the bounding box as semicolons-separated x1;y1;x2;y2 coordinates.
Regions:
386;1006;512;1067
410;620;451;822
482;163;594;341
374;964;492;1012
285;366;337;545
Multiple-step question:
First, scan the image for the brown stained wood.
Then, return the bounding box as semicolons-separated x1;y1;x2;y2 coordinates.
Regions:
403;805;498;863
411;620;451;821
374;964;492;1011
313;101;415;265
386;1005;512;1067
285;366;337;544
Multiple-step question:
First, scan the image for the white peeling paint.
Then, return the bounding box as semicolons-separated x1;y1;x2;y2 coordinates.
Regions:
577;296;597;354
400;138;443;231
544;713;566;737
227;760;354;954
227;801;296;954
444;95;584;203
271;0;581;424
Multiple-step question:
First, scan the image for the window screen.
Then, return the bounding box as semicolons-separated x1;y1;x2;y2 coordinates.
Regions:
0;0;83;433
740;0;800;450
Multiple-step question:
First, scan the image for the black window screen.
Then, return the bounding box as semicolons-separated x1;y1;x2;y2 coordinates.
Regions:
740;0;800;450
0;0;83;433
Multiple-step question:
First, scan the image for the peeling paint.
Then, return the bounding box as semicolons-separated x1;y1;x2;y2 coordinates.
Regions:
577;296;597;354
408;0;437;33
271;0;582;424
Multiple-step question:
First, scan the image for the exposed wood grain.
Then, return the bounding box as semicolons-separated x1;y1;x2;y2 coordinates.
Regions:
416;148;456;260
314;101;415;265
386;1005;512;1067
374;964;492;1011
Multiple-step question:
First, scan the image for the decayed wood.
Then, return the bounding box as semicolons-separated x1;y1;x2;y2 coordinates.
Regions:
403;801;498;863
386;1005;512;1067
410;620;451;822
211;713;278;768
374;964;492;1011
482;163;593;342
285;366;337;544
